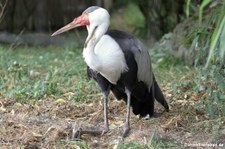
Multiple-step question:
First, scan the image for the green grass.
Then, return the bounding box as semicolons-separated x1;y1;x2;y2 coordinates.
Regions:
0;44;189;148
0;44;224;148
120;134;179;149
0;44;188;103
0;45;98;102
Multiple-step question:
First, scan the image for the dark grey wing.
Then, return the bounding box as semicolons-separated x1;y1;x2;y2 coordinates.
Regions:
106;30;153;90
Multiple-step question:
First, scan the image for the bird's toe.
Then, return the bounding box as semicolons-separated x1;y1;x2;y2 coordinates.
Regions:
101;127;109;135
122;126;130;137
143;114;150;120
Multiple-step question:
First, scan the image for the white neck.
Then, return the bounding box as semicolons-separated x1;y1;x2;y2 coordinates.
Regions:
83;22;109;68
83;22;128;84
82;8;128;84
85;22;109;48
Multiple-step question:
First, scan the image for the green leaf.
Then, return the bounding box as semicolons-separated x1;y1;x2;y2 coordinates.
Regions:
206;15;225;68
199;0;211;22
219;18;225;60
206;103;216;117
215;73;225;90
205;1;225;67
186;0;191;18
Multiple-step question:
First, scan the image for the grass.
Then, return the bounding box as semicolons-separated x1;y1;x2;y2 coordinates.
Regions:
0;45;98;102
0;44;224;148
0;44;186;102
0;44;188;103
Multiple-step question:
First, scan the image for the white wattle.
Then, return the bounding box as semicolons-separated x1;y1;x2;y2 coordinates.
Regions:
83;35;128;84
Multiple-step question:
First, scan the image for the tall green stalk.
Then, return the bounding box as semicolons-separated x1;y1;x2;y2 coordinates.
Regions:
205;1;225;67
199;0;211;22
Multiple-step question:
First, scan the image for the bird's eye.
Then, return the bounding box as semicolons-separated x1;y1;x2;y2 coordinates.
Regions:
85;13;89;16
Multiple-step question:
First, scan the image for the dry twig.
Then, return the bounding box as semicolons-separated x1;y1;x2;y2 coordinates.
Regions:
0;0;8;23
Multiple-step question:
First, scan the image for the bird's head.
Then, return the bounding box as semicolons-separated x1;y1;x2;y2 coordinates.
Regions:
52;6;110;36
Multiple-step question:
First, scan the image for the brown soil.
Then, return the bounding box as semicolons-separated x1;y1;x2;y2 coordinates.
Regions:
0;84;224;148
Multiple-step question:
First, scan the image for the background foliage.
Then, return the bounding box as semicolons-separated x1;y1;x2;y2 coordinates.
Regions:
0;0;224;148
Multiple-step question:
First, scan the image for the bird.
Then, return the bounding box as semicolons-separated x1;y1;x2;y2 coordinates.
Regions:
52;6;169;137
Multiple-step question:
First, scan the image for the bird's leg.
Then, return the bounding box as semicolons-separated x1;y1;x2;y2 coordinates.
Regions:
123;88;131;137
102;91;109;133
73;127;104;139
72;90;109;139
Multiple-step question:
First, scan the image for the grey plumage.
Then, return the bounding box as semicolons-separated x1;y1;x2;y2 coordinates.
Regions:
106;30;153;90
131;38;153;91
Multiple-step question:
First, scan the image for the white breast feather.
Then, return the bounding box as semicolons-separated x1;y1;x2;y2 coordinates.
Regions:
83;35;128;84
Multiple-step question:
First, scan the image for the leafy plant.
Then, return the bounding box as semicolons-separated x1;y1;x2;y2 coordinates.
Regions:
147;132;179;148
206;2;225;67
184;0;225;117
199;0;212;22
185;0;191;18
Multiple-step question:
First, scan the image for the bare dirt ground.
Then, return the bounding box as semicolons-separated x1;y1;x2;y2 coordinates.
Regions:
0;83;224;148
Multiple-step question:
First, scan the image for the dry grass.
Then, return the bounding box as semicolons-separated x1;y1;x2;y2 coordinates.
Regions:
0;45;224;148
1;80;224;148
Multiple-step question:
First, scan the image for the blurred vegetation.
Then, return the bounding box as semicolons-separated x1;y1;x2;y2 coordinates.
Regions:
0;45;98;102
186;0;225;117
0;0;224;148
113;0;185;39
0;0;223;123
110;3;145;37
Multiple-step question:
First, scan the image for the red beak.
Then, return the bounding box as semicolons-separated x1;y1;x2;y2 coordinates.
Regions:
51;14;89;36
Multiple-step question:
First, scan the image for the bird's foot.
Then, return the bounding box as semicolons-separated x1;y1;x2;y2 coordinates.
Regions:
73;127;109;139
73;127;82;139
102;126;109;135
143;114;150;120
122;124;130;138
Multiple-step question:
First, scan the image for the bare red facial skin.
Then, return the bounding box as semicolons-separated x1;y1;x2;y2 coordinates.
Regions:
51;14;90;36
73;14;90;26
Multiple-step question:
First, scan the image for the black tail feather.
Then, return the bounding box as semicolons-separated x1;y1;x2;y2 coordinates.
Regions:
111;83;155;117
154;80;169;112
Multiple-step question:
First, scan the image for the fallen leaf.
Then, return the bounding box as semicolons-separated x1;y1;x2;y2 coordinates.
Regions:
14;102;22;107
55;98;67;104
113;144;118;149
32;132;43;138
68;144;81;149
63;92;75;96
11;109;15;115
0;107;6;112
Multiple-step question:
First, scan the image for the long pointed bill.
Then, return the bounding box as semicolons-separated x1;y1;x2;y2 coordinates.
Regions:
51;14;89;36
